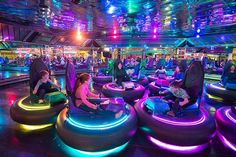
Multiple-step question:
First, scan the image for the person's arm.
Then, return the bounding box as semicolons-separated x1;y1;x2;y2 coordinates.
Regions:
87;90;99;98
48;79;60;90
78;86;97;109
159;89;168;95
33;80;42;94
179;98;189;106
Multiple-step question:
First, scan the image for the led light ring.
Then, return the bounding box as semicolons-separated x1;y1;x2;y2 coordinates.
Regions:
206;83;236;103
93;76;112;84
17;96;51;111
60;137;129;157
215;107;236;149
102;82;145;102
217;131;236;151
67;114;130;130
148;136;208;153
140;101;208;126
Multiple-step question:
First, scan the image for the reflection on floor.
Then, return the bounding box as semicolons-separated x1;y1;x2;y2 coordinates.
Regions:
0;77;235;157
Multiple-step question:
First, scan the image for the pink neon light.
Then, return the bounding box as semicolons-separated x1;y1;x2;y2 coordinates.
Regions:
113;30;117;34
217;131;236;151
153;35;157;38
141;102;206;126
113;35;117;39
148;136;207;153
154;28;157;33
225;109;236;123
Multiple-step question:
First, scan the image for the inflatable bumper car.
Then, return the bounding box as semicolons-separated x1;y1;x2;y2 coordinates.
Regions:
10;58;67;129
206;61;236;105
92;75;112;90
206;83;236;104
56;63;137;155
102;82;145;103
215;106;236;151
131;76;149;88
135;61;216;153
56;97;137;154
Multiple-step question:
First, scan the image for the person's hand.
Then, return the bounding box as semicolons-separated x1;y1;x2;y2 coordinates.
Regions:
33;90;37;95
159;91;163;95
179;101;185;106
92;105;97;110
101;100;110;105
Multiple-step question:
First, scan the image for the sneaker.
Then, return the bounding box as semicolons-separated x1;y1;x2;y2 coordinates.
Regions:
115;110;123;119
38;99;44;104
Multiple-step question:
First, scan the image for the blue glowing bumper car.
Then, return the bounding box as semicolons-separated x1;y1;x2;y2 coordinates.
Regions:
92;75;112;90
56;62;137;154
10;58;67;126
215;106;236;151
206;61;236;105
56;98;137;152
102;82;145;103
135;61;216;153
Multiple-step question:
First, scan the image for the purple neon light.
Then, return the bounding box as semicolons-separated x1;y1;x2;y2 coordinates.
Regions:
217;131;236;151
148;136;207;153
225;109;236;123
141;102;206;126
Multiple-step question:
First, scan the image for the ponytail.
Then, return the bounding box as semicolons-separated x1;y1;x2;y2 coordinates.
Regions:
74;73;90;94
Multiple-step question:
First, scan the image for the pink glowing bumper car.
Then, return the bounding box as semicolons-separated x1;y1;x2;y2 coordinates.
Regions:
92;75;112;90
215;107;236;151
134;97;216;153
102;82;145;103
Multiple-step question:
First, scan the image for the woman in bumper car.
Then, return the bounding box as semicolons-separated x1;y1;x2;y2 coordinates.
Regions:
75;73;123;119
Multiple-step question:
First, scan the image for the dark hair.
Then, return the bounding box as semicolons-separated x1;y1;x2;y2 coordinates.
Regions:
115;60;124;70
40;70;49;79
169;80;182;88
74;73;90;92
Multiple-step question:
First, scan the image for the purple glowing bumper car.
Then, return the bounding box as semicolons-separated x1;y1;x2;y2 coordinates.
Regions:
215;107;236;151
134;97;215;153
56;97;137;153
205;82;236;105
92;75;112;90
135;61;216;153
131;77;149;88
102;82;145;103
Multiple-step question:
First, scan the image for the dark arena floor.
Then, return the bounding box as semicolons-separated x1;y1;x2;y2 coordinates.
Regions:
0;77;235;157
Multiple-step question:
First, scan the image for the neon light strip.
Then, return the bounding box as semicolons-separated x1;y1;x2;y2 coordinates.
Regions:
141;102;206;126
19;124;53;131
62;141;129;157
67;114;129;130
225;109;236;124
148;136;207;153
209;83;226;91
18;97;50;111
206;93;224;102
217;131;236;151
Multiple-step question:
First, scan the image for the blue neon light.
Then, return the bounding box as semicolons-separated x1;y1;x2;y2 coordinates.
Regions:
67;114;129;130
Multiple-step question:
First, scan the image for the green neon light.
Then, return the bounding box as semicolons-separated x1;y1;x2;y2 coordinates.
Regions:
62;140;129;157
67;114;129;130
18;97;50;111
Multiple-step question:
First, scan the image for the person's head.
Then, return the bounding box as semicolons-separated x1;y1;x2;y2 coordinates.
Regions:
169;81;182;92
74;73;91;91
230;65;235;72
116;60;123;70
40;70;49;80
175;66;180;73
